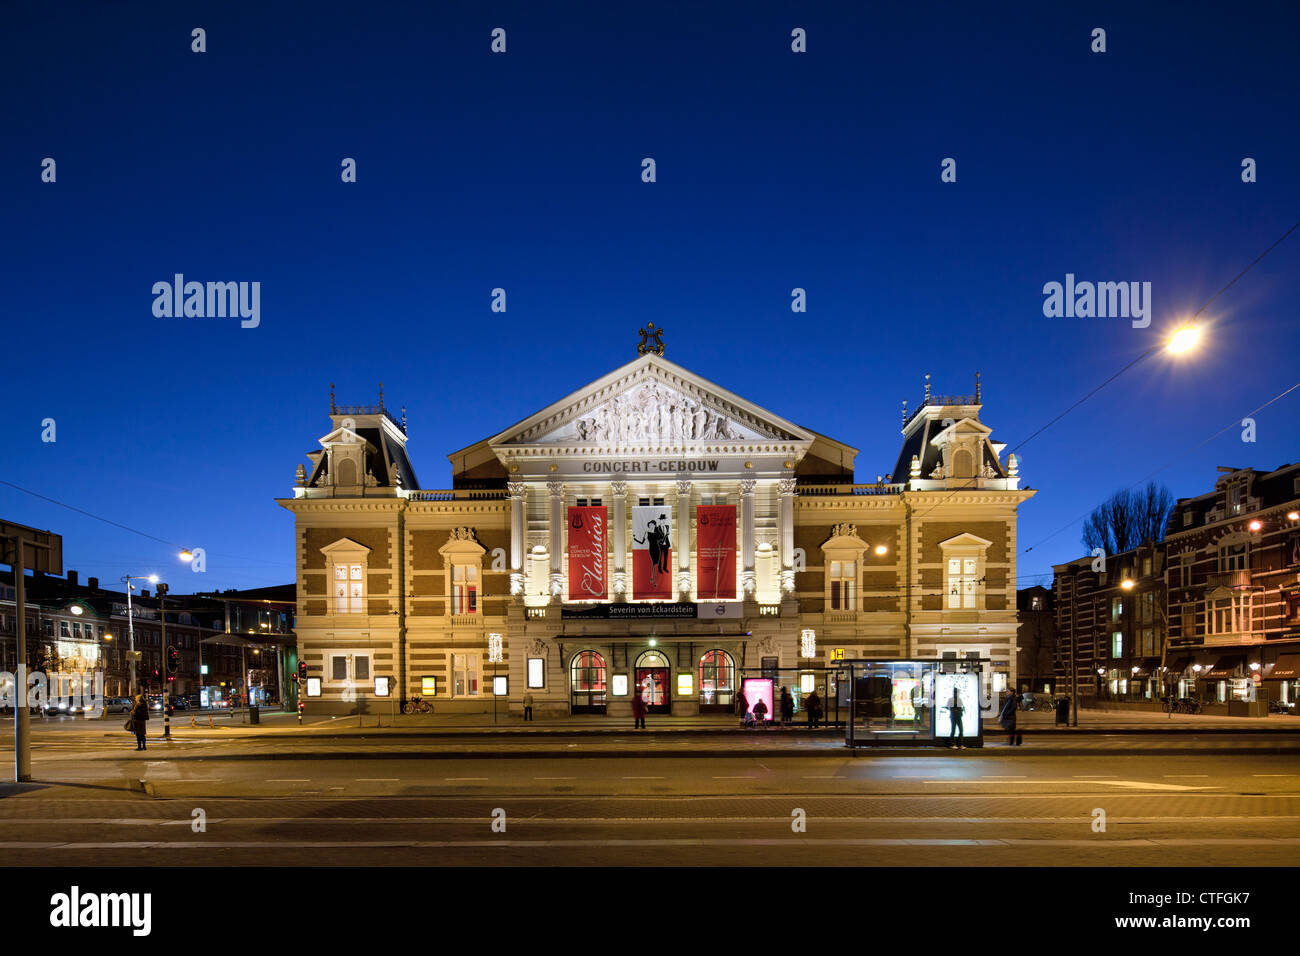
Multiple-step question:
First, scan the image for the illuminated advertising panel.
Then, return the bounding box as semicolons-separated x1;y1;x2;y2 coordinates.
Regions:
305;677;322;698
676;673;694;696
374;676;391;697
632;504;673;599
612;674;629;696
567;505;608;600
742;677;774;723
891;678;919;720
934;672;979;738
527;658;545;688
696;505;737;599
421;676;437;696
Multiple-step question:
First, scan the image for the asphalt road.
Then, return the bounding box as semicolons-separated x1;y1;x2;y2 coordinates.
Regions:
3;729;1299;866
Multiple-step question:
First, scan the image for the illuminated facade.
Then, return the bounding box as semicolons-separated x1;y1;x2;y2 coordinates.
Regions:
278;339;1034;718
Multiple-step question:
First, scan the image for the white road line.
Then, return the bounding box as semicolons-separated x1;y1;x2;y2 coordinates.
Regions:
1253;774;1298;777
1073;775;1117;778
265;778;310;783
1163;774;1210;778
712;775;757;779
984;775;1027;779
802;775;839;779
621;776;664;779
443;777;488;782
534;776;576;780
355;778;400;782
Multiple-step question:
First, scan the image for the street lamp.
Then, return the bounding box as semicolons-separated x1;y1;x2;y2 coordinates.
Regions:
179;549;194;563
1166;325;1200;354
120;573;159;696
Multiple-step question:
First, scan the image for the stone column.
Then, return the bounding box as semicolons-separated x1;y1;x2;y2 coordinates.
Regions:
547;480;564;601
740;478;757;595
778;478;797;593
611;480;628;599
508;481;526;596
676;478;692;599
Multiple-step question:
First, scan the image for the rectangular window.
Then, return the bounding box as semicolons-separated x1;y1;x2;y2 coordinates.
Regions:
1140;627;1155;657
638;498;649;506
1111;597;1123;621
1112;632;1123;658
1141;555;1152;577
355;656;370;681
331;655;347;681
946;558;977;609
452;565;478;614
1210;597;1233;634
1219;544;1247;572
829;560;856;610
333;563;366;613
452;653;480;697
60;620;70;638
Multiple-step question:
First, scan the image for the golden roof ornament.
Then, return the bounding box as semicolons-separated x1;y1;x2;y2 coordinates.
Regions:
637;323;665;356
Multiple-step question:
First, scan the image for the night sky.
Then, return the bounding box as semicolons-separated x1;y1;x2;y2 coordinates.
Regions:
4;1;1297;591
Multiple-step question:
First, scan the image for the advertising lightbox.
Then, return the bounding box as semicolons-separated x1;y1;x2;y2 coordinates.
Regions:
742;677;774;722
934;672;979;737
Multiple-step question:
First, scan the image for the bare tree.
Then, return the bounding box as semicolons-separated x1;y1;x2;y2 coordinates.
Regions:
1081;483;1174;555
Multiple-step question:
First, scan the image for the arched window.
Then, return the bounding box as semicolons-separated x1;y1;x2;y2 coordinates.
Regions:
571;651;606;691
951;448;974;479
635;649;669;669
336;458;358;486
699;650;735;708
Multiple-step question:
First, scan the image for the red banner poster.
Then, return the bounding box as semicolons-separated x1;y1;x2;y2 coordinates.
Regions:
696;504;737;599
632;504;673;600
567;506;608;601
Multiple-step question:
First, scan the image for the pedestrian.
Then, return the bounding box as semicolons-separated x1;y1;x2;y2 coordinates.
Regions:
780;686;794;727
736;687;749;726
947;687;965;749
523;690;534;722
806;690;822;729
999;688;1022;746
631;688;647;730
129;693;149;751
752;696;768;728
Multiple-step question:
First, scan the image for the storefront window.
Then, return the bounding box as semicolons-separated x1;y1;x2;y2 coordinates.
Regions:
698;650;734;707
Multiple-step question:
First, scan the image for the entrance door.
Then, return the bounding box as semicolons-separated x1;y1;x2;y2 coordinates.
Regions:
570;650;607;714
698;649;735;714
635;668;670;714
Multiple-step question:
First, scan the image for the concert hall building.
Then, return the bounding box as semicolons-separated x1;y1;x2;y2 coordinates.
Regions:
278;334;1035;720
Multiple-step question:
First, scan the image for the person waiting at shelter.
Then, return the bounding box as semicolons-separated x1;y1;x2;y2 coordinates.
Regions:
751;696;768;728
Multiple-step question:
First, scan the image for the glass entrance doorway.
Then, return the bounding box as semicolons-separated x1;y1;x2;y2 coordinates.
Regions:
634;650;671;715
698;649;735;714
570;650;607;714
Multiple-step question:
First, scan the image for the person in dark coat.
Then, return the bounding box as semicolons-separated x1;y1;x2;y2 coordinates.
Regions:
751;696;768;728
806;690;822;728
631;687;647;730
736;688;749;726
779;686;794;727
130;693;149;751
947;687;965;748
999;689;1022;745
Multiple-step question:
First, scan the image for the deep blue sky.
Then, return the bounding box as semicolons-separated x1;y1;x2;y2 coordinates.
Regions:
4;0;1298;592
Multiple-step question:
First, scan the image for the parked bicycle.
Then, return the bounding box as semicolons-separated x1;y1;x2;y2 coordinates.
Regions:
402;695;432;715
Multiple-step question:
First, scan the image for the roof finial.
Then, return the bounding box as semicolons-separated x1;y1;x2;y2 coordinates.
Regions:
901;399;908;429
329;382;336;413
637;323;665;356
975;371;982;403
401;405;407;431
378;381;384;408
924;373;931;403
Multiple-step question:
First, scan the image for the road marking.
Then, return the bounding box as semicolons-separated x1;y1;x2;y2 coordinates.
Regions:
1163;775;1209;778
622;776;665;780
712;775;757;779
802;775;839;779
1253;774;1298;777
355;778;399;782
266;778;310;783
534;776;576;780
1073;775;1116;778
921;778;1217;792
443;777;488;782
984;775;1026;779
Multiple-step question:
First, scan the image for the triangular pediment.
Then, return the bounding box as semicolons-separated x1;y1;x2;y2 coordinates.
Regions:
487;353;814;450
318;426;375;451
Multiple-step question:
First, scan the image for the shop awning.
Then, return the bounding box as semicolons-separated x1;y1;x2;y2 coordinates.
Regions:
1205;655;1245;679
1169;656;1194;674
1266;655;1300;680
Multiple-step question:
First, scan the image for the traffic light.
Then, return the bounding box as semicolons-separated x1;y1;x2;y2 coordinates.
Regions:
166;645;179;675
298;660;308;681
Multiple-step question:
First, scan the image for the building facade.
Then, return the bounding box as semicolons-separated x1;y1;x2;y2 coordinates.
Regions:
279;345;1035;719
1015;585;1057;694
1052;463;1300;711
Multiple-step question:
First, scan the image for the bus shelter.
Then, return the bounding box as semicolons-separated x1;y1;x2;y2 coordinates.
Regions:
843;657;988;748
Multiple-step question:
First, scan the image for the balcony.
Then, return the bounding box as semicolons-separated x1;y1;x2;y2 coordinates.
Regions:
1207;570;1254;590
799;483;905;497
407;489;507;502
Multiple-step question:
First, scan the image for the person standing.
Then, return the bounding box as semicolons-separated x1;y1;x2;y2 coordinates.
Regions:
947;687;965;748
999;688;1022;745
805;690;820;728
523;691;534;722
631;686;647;730
736;687;749;726
129;693;149;751
779;686;794;727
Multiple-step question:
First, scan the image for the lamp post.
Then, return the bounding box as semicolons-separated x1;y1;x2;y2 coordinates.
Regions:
158;582;171;739
120;574;159;697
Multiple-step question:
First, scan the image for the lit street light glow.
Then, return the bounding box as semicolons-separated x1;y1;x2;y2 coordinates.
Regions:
1167;325;1200;353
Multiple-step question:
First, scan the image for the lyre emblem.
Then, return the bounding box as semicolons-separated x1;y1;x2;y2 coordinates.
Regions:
637;323;665;356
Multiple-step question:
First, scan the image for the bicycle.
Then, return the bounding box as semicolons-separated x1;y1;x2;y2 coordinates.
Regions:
402;695;432;715
1178;697;1203;715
